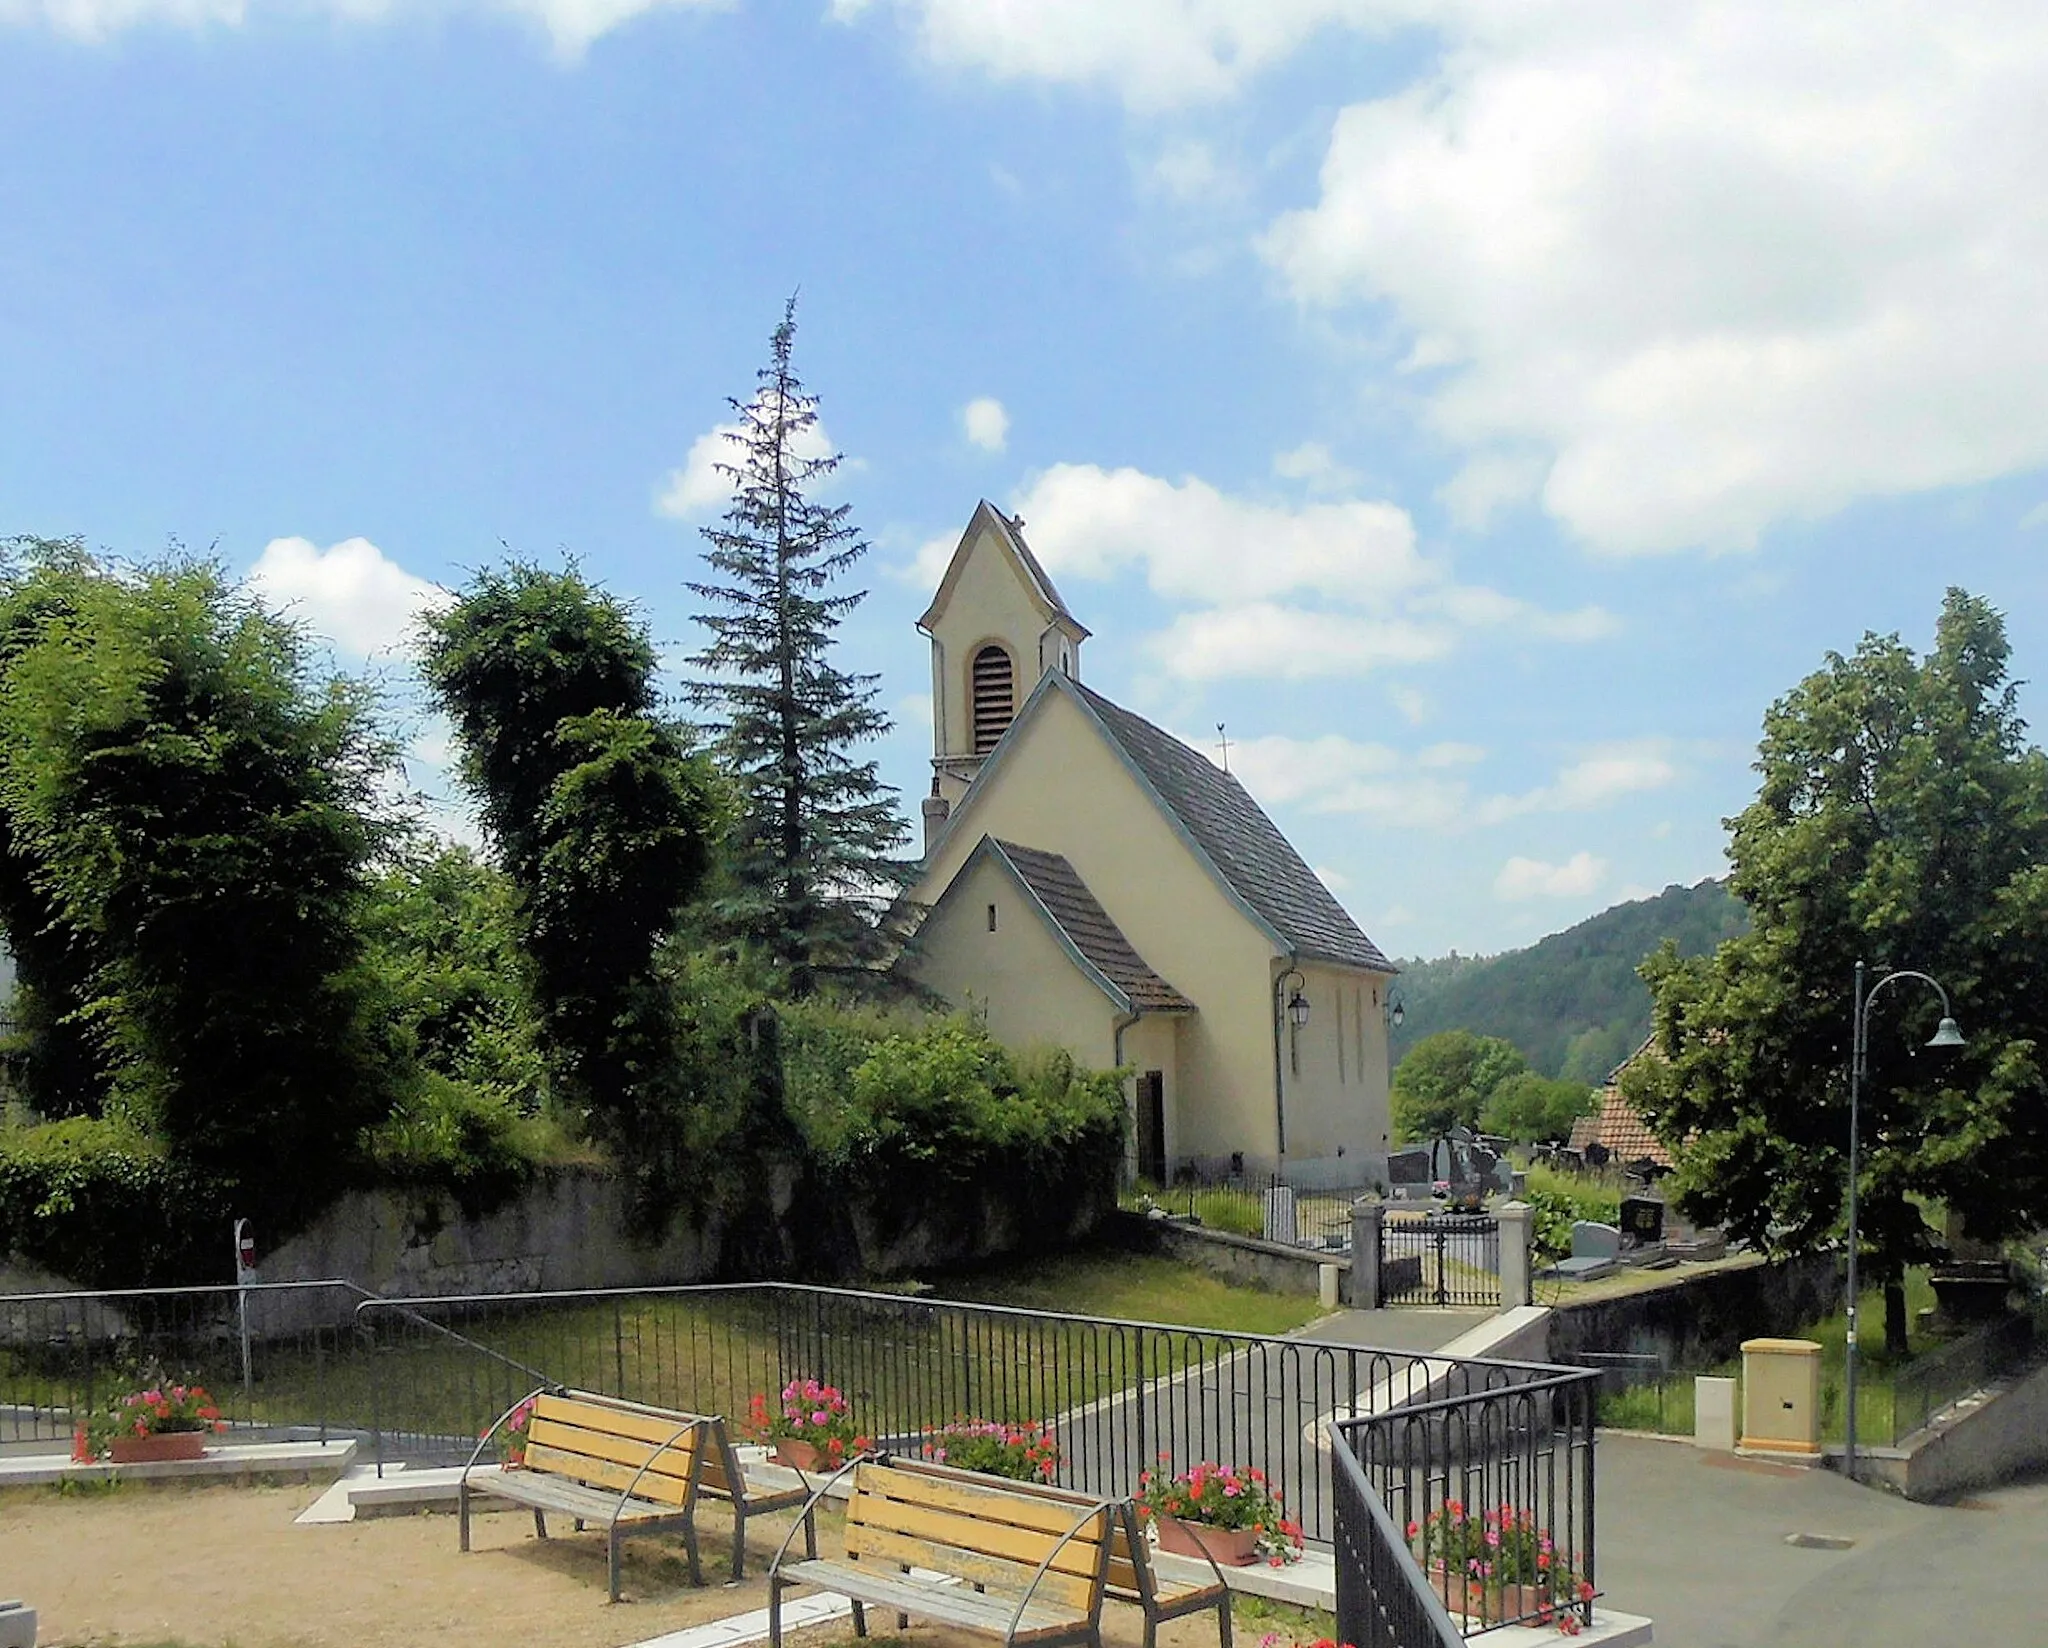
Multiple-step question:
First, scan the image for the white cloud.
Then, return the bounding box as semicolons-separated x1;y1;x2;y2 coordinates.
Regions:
1388;686;1430;726
656;404;840;521
1218;731;1677;832
835;0;1387;112
246;536;446;659
1273;441;1359;494
1475;739;1678;823
962;397;1009;453
984;461;1614;682
1313;863;1351;891
1495;851;1607;901
1258;2;2048;554
1;0;729;54
2020;501;2048;530
1146;139;1248;205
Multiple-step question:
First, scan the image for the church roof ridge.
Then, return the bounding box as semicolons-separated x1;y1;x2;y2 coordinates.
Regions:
917;500;1091;639
1063;680;1394;975
985;838;1193;1014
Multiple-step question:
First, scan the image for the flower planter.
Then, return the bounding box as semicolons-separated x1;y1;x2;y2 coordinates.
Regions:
774;1439;823;1472
1155;1514;1262;1567
1426;1563;1558;1626
108;1431;207;1465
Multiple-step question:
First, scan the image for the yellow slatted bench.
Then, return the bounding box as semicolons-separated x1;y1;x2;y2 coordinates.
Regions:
460;1388;709;1602
769;1455;1118;1648
888;1458;1233;1648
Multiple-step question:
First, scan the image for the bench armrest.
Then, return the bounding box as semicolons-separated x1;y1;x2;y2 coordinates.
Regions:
768;1450;872;1576
1128;1500;1232;1594
462;1383;559;1482
1006;1497;1114;1641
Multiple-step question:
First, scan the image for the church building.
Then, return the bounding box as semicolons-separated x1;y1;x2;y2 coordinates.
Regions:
901;501;1398;1184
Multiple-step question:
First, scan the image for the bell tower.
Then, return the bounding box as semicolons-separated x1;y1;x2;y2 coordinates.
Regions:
916;501;1089;846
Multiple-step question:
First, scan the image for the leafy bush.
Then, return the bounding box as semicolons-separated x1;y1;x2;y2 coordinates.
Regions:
1524;1163;1624;1261
364;1074;580;1214
0;1117;216;1284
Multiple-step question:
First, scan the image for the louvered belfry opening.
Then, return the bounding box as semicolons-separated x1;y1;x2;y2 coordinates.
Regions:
971;644;1016;755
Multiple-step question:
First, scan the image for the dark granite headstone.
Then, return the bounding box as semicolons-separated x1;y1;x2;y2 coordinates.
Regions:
1620;1197;1666;1244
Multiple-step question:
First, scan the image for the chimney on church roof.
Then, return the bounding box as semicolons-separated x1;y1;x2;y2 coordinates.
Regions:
922;777;951;854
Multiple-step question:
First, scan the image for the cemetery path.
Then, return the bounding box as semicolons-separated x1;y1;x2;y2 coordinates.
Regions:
1595;1433;2048;1647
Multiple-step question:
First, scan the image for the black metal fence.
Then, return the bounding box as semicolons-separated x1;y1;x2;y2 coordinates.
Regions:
1121;1165;1367;1252
0;1280;372;1446
1332;1424;1465;1648
352;1282;1464;1543
1380;1215;1502;1309
1336;1361;1600;1637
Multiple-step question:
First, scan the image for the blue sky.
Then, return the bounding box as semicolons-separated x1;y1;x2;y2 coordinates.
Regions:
5;1;2046;959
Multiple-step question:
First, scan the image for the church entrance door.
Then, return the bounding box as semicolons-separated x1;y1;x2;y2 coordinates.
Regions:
1136;1071;1167;1184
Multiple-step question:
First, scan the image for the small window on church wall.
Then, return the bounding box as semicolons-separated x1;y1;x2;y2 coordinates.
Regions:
971;645;1016;755
987;903;998;932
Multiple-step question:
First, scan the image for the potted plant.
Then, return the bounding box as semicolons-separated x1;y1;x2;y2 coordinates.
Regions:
1410;1500;1593;1632
919;1418;1061;1482
82;1378;228;1464
491;1392;540;1469
746;1378;868;1472
1133;1459;1302;1567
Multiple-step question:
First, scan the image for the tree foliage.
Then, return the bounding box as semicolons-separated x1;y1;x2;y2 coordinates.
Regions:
420;563;721;1193
1391;1029;1528;1141
1628;589;2048;1351
1479;1071;1598;1144
685;299;907;996
0;544;395;1241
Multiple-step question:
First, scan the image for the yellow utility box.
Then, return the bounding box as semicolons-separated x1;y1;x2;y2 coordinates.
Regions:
1740;1337;1823;1458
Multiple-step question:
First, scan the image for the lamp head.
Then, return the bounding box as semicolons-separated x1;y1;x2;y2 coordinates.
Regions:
1390;1000;1405;1029
1927;1017;1966;1049
1288;990;1311;1030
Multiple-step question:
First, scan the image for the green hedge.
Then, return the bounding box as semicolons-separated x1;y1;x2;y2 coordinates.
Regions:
0;1117;219;1285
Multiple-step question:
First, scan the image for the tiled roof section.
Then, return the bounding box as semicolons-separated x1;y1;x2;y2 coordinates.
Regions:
990;840;1192;1012
1069;682;1393;973
1567;1086;1673;1170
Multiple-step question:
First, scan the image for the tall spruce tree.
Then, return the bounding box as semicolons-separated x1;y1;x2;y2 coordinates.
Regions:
686;299;907;996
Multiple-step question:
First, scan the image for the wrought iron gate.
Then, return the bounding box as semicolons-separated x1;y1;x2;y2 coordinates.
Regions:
1380;1213;1502;1308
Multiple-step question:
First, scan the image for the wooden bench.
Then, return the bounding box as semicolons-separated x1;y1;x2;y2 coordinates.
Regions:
888;1458;1232;1648
461;1388;710;1601
769;1455;1117;1648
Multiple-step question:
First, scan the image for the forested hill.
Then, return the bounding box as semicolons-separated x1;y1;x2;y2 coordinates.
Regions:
1389;879;1747;1081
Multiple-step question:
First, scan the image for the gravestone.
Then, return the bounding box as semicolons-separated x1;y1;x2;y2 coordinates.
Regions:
1619;1197;1666;1245
1262;1186;1299;1245
1387;1147;1433;1201
1572;1221;1622;1262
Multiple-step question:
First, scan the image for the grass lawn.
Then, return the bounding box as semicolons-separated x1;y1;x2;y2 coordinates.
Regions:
1597;1268;1953;1443
927;1244;1325;1338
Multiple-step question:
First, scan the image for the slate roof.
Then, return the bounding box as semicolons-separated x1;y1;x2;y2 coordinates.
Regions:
1067;681;1393;973
988;839;1192;1013
1567;1085;1673;1170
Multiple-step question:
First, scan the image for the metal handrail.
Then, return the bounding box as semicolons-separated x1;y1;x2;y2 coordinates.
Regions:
1327;1419;1463;1648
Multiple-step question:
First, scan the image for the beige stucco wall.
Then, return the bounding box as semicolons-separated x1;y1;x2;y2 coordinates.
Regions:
911;686;1283;1162
909;849;1121;1068
925;518;1079;805
1118;1010;1184;1172
1277;961;1394;1163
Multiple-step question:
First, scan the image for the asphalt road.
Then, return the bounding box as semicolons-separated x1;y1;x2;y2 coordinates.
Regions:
1595;1434;2048;1647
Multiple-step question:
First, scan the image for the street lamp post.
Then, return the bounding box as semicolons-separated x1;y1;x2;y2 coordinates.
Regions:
1271;968;1309;1159
1845;960;1966;1482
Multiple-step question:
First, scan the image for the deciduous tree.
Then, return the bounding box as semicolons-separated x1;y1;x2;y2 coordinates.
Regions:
1629;589;2048;1352
1391;1029;1528;1141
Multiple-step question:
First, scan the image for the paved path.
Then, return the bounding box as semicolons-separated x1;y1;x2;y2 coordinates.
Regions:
1595;1434;2048;1647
